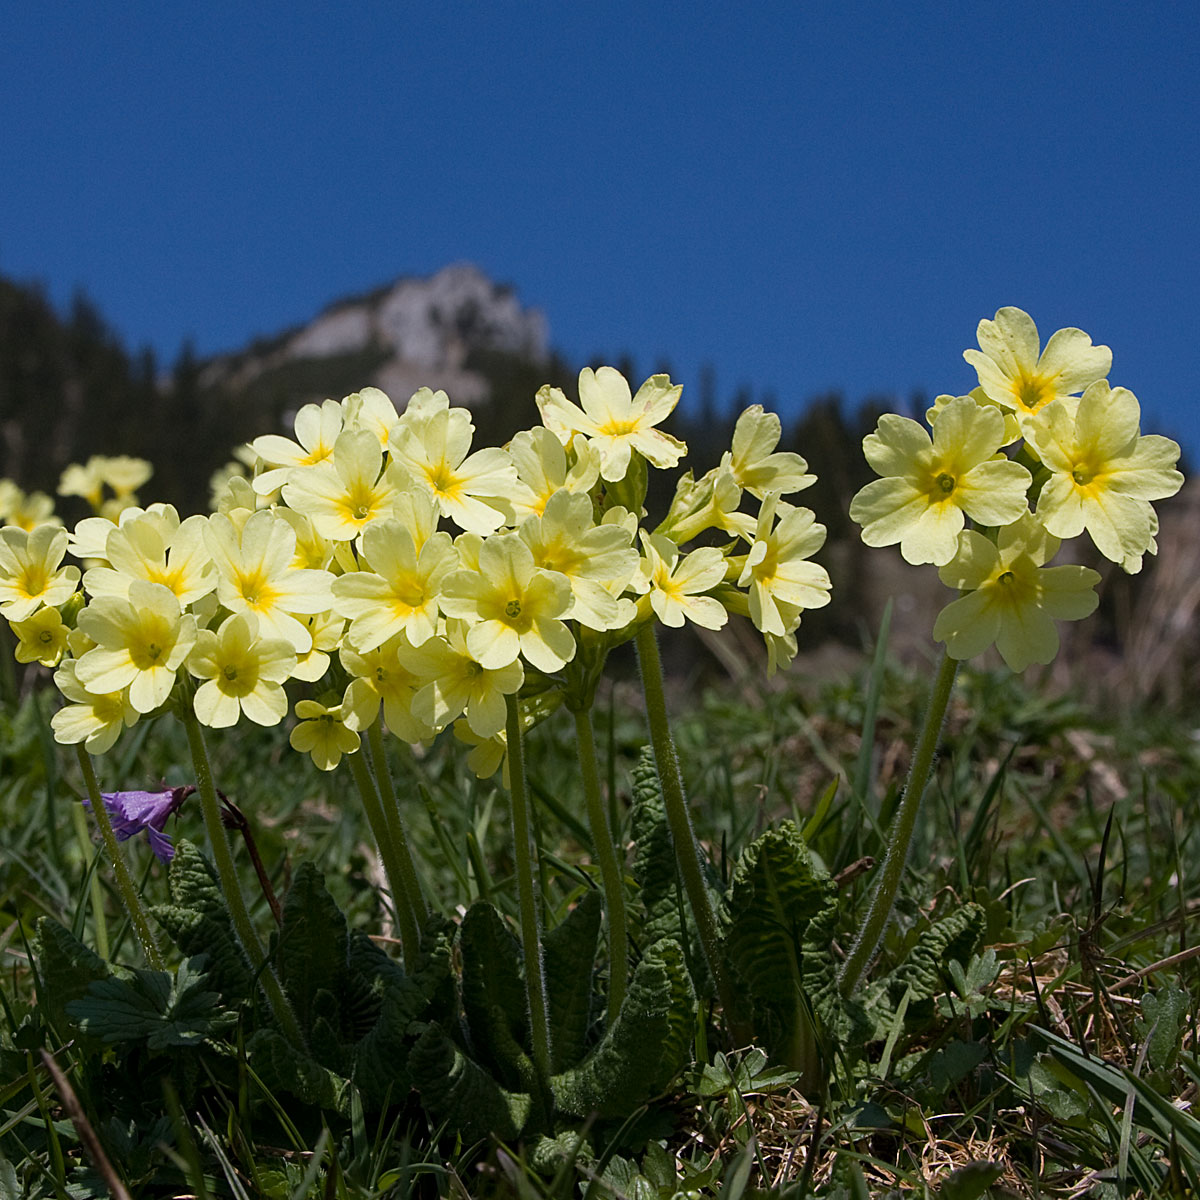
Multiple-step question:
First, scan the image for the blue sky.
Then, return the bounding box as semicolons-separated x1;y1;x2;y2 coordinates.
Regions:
2;4;1197;451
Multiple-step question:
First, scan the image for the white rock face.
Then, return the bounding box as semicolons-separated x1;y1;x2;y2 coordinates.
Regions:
201;263;548;407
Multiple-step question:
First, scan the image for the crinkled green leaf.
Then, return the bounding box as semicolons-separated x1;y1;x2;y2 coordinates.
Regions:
543;889;601;1072
150;839;253;1000
885;902;986;1004
1136;987;1189;1071
66;957;235;1050
352;917;455;1110
408;1023;532;1142
629;748;719;998
278;862;349;1035
35;918;120;1041
552;939;693;1118
460;901;530;1089
721;821;838;1065
248;1027;349;1114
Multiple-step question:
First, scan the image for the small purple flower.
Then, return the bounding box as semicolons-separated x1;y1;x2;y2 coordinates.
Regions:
83;786;194;863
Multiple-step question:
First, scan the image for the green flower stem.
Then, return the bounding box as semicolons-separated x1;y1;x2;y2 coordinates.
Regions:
838;645;959;997
574;706;629;1023
182;707;304;1046
75;745;163;970
367;722;428;926
506;692;553;1091
347;745;422;968
634;623;738;1022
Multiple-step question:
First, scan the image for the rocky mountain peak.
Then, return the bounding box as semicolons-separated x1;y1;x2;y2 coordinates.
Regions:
200;263;548;406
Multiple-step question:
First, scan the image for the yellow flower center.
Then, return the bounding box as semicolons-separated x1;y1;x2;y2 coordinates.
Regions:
1015;373;1054;414
505;599;522;619
1072;468;1093;486
38;630;54;645
997;570;1015;585
19;566;49;600
935;473;957;496
223;664;239;681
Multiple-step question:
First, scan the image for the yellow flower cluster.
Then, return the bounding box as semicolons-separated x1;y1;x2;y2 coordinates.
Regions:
850;307;1184;671
1;372;831;773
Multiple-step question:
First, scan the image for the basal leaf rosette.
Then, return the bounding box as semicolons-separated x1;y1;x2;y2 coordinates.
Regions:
849;396;1032;566
1028;381;1183;574
933;514;1100;672
963;306;1111;432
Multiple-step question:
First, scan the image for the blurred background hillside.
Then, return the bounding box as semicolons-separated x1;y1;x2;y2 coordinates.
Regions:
3;260;1196;706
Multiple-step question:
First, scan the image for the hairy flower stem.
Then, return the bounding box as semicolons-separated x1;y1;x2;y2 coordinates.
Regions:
347;749;423;969
182;708;304;1047
838;646;959;997
75;745;163;970
634;623;738;1023
574;706;629;1023
506;693;554;1096
367;723;428;926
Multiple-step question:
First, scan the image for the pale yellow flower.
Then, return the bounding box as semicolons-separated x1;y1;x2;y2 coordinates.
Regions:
1028;381;1183;573
332;513;458;651
504;426;600;522
933;514;1100;671
737;494;832;637
188;612;296;728
204;510;334;652
76;580;197;713
83;509;215;608
11;605;70;666
2;488;59;532
637;533;728;630
51;659;138;753
388;406;515;535
342;386;401;447
964;306;1111;427
849;397;1032;566
536;367;687;482
439;532;575;672
58;459;106;510
340;635;437;744
0;525;81;621
250;398;344;496
290;699;360;771
282;430;405;542
291;611;344;683
403;619;524;739
517;490;639;631
723;405;815;499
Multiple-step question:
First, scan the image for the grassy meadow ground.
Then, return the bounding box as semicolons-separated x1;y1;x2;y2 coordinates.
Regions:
3;605;1200;1199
